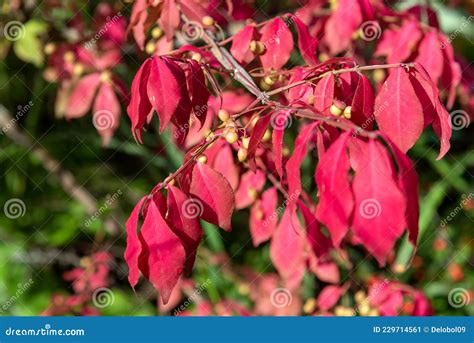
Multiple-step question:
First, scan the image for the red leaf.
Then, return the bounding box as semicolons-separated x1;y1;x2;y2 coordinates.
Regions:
247;113;272;163
147;57;191;133
413;65;452;159
383;135;419;246
127;58;153;143
351;74;374;128
186;60;210;129
66;73;101;119
159;0;180;41
190;162;235;231
350;139;407;266
289;14;318;65
286;123;318;215
415;30;443;84
249;187;278;246
212;144;240;191
166;185;203;273
270;208;306;280
374;67;424;153
324;0;362;55
259;18;294;70
315;131;353;247
124;196;146;289
139;198;186;304
230;25;259;64
313;74;335;116
272;122;285;179
234;169;266;209
387;21;423;64
299;202;332;258
317;285;343;311
92;82;121;146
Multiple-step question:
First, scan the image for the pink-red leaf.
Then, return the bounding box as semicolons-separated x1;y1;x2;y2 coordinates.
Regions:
166;185;203;273
374;67;424;153
66;73;101;119
249;187;278;246
139;198;186;304
190;162;235;231
124;196;146;289
350;139;407;266
270;208;306;280
315;131;353;247
259;18;294;70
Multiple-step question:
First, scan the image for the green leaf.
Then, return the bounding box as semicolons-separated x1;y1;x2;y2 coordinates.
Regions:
13;20;48;67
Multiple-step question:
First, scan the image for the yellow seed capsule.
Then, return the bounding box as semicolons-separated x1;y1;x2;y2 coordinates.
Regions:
249;40;265;54
100;71;112;83
307;95;315;105
218;109;230;122
73;63;84;76
255;209;264;220
264;76;275;86
151;27;163;39
373;69;385;83
256;41;266;54
145;41;156;54
191;52;202;62
303;298;316;314
367;308;379;316
248;187;258;200
359;302;371;316
202;16;214;26
237;147;248;162
197;155;208;164
63;51;75;63
259;79;272;91
242;137;250;149
238;283;250;295
262;129;271;142
343;105;352;119
225;130;239;144
330;100;345;116
282;146;290;157
354;291;366;304
44;42;56;55
334;306;346;316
